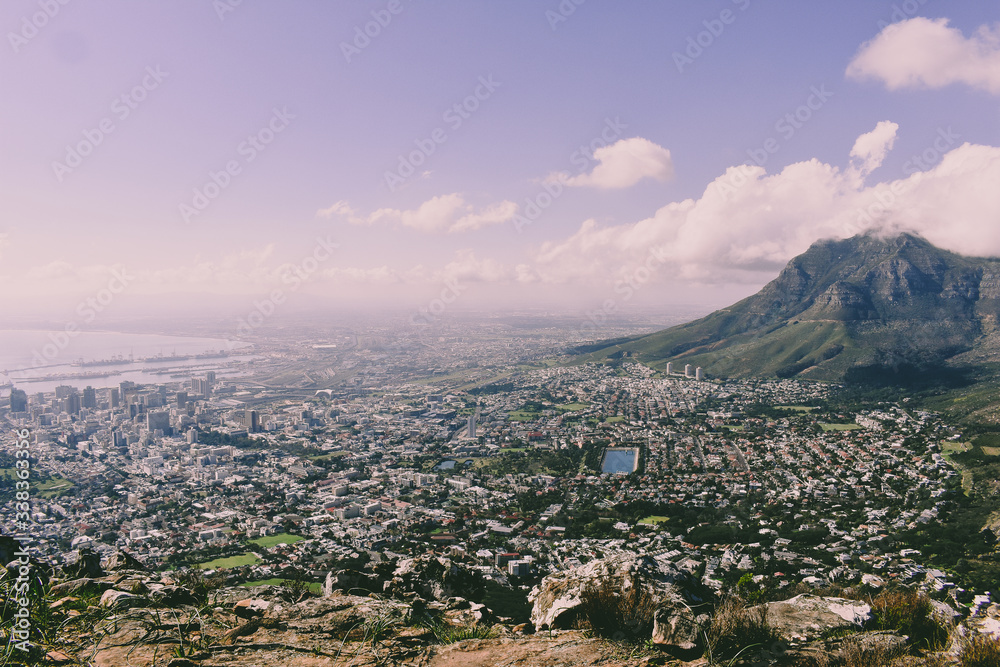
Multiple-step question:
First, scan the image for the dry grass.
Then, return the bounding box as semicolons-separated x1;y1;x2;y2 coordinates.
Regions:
803;641;940;667
871;589;949;651
960;633;1000;667
838;640;906;667
705;597;779;663
576;577;659;642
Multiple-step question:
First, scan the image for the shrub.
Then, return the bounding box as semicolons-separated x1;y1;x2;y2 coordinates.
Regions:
424;620;497;644
577;577;659;642
174;568;227;602
803;642;939;667
871;589;948;650
837;639;906;667
0;568;62;666
960;633;1000;667
281;574;315;602
706;597;779;663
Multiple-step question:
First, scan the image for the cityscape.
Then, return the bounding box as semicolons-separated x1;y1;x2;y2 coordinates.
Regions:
3;1;1000;665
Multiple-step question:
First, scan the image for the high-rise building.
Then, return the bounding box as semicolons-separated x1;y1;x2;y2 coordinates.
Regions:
666;362;673;375
120;381;138;405
684;364;693;378
695;367;704;381
55;385;74;399
82;386;97;409
176;391;188;407
243;409;260;433
65;392;81;415
9;388;27;412
147;411;170;434
110;388;120;407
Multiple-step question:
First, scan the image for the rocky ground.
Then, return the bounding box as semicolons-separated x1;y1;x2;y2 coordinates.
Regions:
6;549;1000;666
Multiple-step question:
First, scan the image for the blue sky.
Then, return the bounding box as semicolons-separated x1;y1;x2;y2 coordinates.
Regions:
2;0;999;322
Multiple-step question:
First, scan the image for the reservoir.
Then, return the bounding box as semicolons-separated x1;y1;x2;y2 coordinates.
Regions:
601;447;639;474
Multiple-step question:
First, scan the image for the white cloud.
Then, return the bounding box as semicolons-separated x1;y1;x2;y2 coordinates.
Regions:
16;127;999;308
25;260;76;282
438;249;510;283
369;193;467;233
847;18;1000;95
527;123;1000;288
5;241;516;302
849;120;898;178
451;200;520;233
319;194;518;233
319;265;402;285
316;201;363;223
559;137;674;189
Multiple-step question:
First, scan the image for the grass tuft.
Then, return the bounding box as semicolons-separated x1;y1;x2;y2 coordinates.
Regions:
576;576;659;642
870;589;948;651
960;632;1000;667
705;597;779;664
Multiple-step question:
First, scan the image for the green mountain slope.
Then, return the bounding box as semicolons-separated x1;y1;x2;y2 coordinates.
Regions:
578;233;1000;382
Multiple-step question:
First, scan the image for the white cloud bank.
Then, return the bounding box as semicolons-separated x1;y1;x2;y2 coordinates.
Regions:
317;194;518;234
847;18;1000;95
558;137;674;189
520;123;1000;288
10;127;1000;309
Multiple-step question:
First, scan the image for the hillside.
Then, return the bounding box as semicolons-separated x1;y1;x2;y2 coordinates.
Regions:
578;233;1000;384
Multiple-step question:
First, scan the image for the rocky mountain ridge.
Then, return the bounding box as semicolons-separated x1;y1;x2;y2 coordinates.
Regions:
578;233;1000;385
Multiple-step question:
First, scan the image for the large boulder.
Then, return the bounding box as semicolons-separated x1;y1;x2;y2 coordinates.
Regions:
383;554;486;602
529;553;698;652
234;598;271;619
146;583;196;607
63;548;104;579
967;603;1000;640
99;589;145;610
280;593;409;639
652;605;702;654
103;549;146;572
756;595;872;643
49;577;114;598
0;536;20;565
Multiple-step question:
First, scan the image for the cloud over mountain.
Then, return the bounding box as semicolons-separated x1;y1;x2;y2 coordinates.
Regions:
525;124;1000;288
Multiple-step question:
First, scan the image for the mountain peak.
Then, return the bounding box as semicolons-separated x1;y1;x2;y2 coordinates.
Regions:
582;234;1000;383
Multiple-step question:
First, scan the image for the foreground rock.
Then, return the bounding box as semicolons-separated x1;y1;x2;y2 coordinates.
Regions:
383;554;487;603
62;548;104;579
103;549;146;572
967;602;1000;640
420;631;654;667
756;594;873;642
651;604;702;654
99;589;145;610
529;552;700;653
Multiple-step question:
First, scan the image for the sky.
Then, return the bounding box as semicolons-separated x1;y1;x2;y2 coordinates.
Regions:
2;0;1000;326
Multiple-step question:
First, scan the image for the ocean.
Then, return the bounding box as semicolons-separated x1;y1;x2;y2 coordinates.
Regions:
0;329;253;394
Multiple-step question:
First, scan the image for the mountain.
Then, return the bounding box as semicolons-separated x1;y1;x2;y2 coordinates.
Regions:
578;233;1000;384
